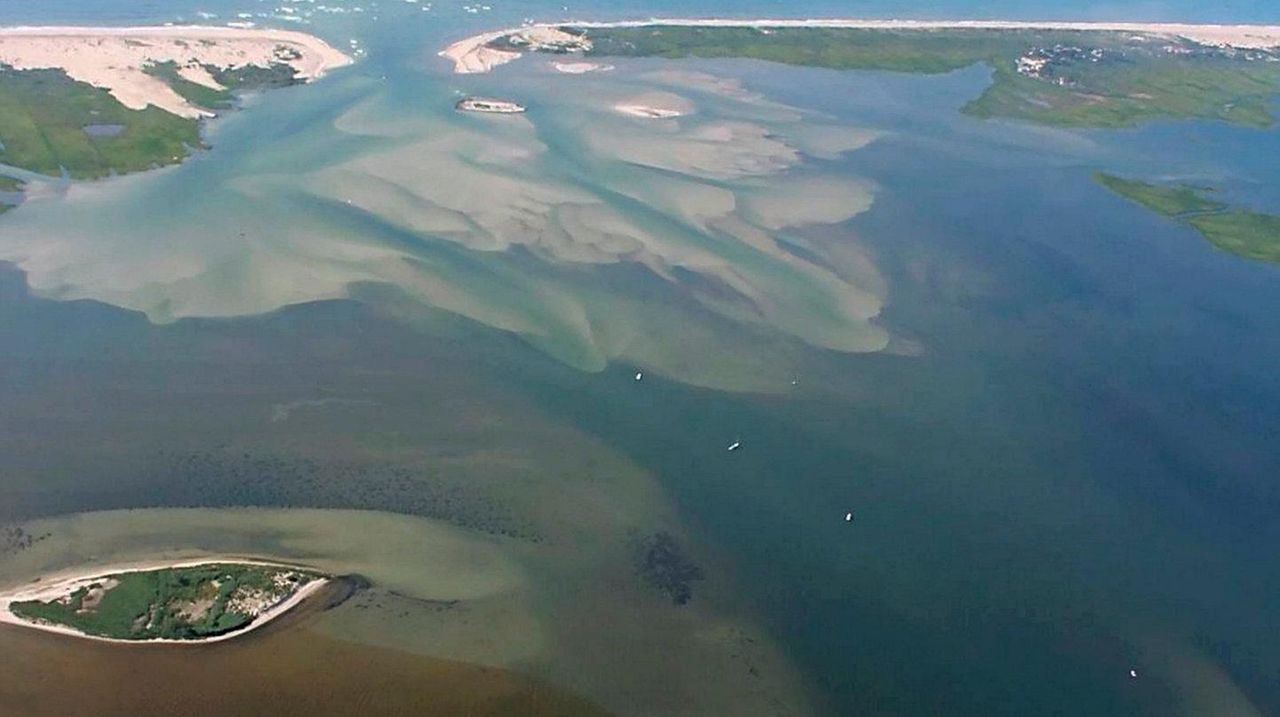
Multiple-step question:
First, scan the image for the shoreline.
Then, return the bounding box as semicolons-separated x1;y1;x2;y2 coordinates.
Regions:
0;557;330;645
439;17;1280;73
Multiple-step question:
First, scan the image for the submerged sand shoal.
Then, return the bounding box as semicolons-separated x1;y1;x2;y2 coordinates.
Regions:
0;557;329;645
0;25;353;118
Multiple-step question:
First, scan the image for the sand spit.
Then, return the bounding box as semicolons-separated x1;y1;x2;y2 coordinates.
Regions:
614;104;685;118
442;17;1280;74
0;557;328;645
439;29;521;74
440;24;586;73
0;25;353;118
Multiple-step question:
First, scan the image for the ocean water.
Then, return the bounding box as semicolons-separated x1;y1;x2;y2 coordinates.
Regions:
2;1;1280;716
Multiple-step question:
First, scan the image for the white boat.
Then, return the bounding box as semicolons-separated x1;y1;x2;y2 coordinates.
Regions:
727;441;741;452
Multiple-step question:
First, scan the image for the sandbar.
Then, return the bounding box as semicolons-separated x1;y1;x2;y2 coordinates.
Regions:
552;61;613;74
613;92;692;118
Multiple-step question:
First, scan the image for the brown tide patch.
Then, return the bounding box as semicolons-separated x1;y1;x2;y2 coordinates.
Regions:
0;598;609;717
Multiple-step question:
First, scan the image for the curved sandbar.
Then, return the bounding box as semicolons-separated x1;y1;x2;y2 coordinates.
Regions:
0;25;353;118
0;558;330;644
440;18;1280;74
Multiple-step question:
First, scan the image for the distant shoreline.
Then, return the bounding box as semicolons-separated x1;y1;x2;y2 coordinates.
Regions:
0;557;329;645
440;17;1280;73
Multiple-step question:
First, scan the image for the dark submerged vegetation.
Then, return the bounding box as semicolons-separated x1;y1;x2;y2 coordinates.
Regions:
635;531;704;606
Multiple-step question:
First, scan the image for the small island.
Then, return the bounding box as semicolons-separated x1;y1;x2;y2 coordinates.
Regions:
0;560;328;643
456;96;527;113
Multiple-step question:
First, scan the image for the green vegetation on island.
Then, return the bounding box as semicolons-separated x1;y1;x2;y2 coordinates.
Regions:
1094;173;1228;216
562;26;1280;128
143;61;236;111
9;563;319;640
1095;173;1280;265
0;67;201;179
0;61;300;180
208;61;302;91
142;60;302;112
576;27;1006;73
1186;211;1280;264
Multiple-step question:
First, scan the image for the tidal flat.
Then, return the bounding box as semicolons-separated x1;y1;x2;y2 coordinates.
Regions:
0;55;890;391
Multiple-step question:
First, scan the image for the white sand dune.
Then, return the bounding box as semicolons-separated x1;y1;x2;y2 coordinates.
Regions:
0;25;352;118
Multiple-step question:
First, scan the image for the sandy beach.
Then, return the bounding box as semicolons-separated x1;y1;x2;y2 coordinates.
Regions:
614;91;693;118
440;17;1280;74
0;25;352;118
614;105;685;118
0;557;329;645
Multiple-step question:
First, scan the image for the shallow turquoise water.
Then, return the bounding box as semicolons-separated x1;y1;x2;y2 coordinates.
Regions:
2;1;1280;716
